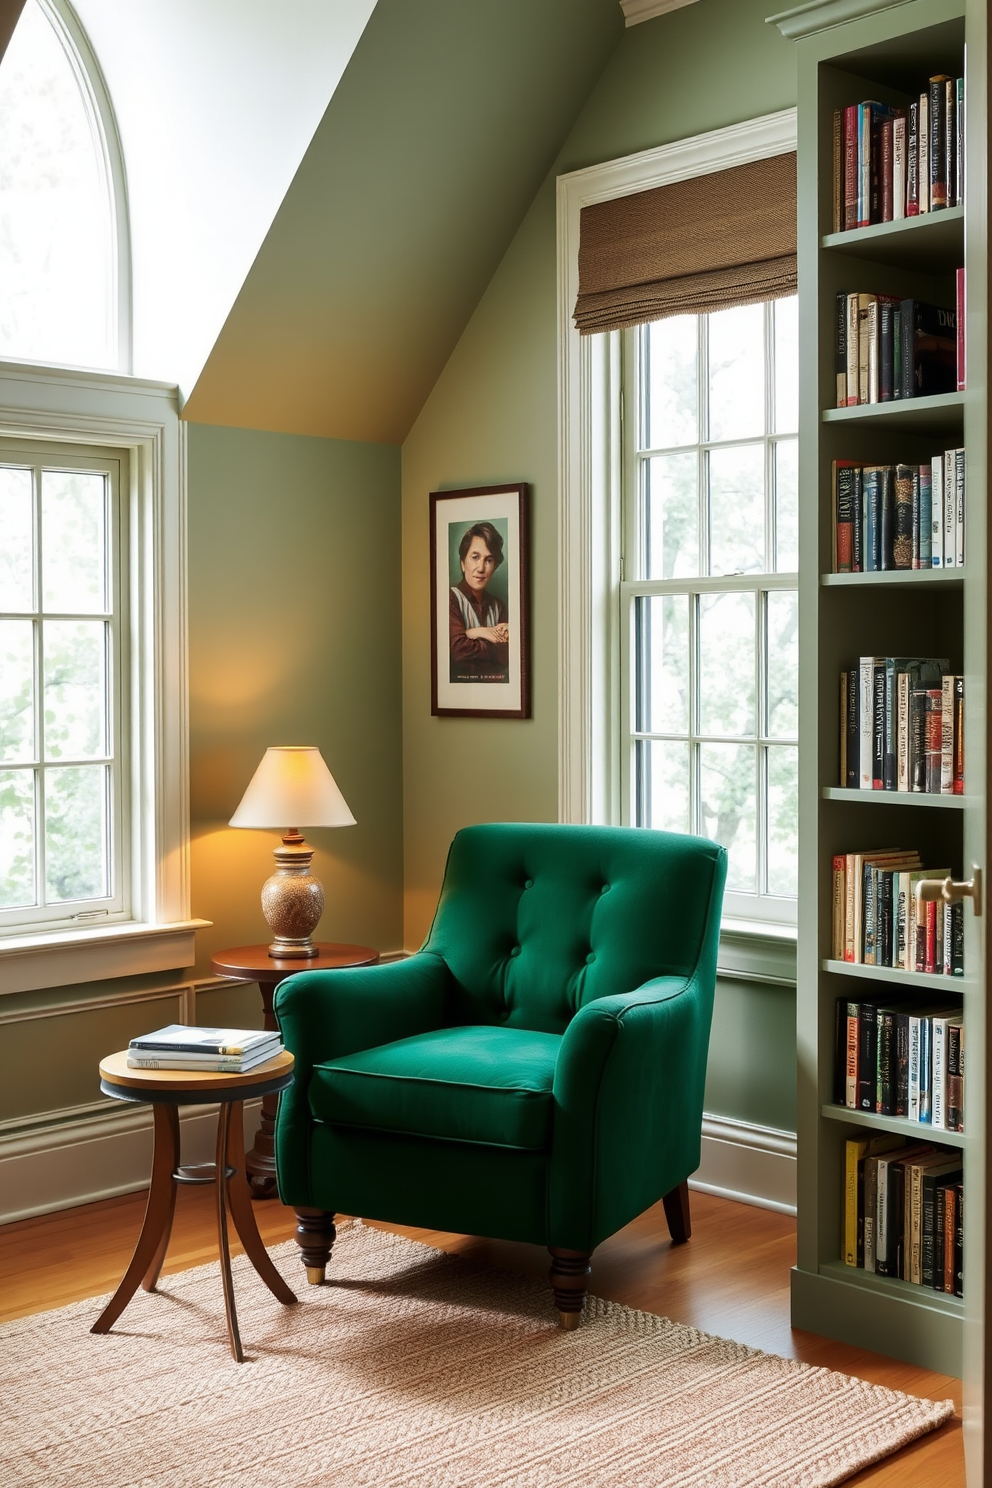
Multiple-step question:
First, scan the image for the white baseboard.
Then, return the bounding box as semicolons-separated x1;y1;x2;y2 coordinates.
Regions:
0;1100;262;1225
692;1113;797;1216
0;1103;795;1227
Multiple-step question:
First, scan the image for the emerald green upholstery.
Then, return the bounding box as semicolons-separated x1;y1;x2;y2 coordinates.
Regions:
275;822;727;1278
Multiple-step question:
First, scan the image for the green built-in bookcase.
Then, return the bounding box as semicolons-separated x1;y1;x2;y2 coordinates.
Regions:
770;0;988;1426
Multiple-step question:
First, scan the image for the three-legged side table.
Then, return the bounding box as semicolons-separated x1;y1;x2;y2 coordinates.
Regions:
91;1049;297;1362
211;942;378;1197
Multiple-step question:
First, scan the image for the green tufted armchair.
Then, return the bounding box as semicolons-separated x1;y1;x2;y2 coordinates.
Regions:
274;822;727;1327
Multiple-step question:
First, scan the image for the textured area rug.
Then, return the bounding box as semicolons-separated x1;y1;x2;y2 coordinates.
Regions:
4;1222;952;1488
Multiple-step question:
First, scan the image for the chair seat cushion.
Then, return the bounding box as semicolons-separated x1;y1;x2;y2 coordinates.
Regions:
309;1025;561;1151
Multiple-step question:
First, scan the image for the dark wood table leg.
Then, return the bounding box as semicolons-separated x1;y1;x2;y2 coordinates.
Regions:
142;1104;181;1291
91;1103;179;1334
226;1100;296;1305
245;977;281;1198
214;1102;244;1362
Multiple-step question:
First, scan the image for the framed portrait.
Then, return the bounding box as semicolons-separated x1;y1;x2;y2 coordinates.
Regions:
430;483;530;718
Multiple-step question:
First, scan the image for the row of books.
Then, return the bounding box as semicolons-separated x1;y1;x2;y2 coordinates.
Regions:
831;451;965;572
834;289;962;407
834;997;964;1130
843;1134;963;1295
830;848;964;975
127;1024;283;1073
830;75;964;233
839;658;964;795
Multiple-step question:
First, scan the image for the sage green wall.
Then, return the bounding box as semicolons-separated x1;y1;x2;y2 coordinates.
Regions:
401;0;798;1131
187;423;404;976
1;424;403;1130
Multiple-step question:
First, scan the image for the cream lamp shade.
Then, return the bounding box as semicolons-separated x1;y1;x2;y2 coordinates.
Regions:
229;746;356;829
230;747;356;959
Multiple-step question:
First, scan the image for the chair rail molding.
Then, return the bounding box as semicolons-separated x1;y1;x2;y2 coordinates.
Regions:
556;108;798;828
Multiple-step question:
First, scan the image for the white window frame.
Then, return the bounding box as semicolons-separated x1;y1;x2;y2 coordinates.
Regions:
556;107;797;963
0;361;204;994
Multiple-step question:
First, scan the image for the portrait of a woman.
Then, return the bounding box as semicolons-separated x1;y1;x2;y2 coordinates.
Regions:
448;521;509;683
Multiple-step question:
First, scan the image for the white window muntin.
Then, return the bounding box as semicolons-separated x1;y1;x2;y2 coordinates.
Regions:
0;440;129;930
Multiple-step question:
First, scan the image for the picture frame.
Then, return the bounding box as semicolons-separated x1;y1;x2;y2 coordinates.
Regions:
430;483;530;718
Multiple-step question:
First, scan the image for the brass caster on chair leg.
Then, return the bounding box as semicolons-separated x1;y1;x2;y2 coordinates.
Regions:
557;1309;582;1331
305;1266;326;1286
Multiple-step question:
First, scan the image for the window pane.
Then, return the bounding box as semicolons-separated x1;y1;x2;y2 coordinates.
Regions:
636;739;690;834
699;591;755;737
0;619;35;763
708;303;765;442
767;591;798;739
0;466;33;611
775;439;798;574
709;443;766;576
773;296;799;434
644;452;698;579
0;768;35;907
635;595;689;734
0;1;116;368
43;620;107;759
767;745;798;896
42;471;107;613
44;763;108;901
645;315;697;449
700;742;756;892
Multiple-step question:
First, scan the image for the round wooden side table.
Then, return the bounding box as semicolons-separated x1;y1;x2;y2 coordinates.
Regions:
210;942;379;1196
91;1049;297;1362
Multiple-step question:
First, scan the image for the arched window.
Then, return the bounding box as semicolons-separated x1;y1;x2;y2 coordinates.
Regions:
0;0;128;370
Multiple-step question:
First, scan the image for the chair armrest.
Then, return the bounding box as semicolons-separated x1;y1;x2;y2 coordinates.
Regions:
274;953;451;1072
550;974;714;1249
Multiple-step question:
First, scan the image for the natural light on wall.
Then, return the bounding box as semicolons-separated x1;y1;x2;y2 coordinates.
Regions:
0;0;117;369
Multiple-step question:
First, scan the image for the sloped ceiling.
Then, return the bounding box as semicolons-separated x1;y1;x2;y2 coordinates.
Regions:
182;0;623;444
71;0;379;396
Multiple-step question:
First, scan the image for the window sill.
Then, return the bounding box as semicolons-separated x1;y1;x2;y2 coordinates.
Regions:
0;919;212;997
718;917;797;986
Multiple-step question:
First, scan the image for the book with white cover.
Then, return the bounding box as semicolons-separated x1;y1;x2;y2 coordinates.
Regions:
129;1025;280;1057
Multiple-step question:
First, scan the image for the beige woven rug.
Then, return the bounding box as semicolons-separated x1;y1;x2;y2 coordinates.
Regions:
5;1221;952;1488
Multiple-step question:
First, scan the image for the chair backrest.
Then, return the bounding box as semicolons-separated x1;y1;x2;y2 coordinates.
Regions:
423;822;727;1034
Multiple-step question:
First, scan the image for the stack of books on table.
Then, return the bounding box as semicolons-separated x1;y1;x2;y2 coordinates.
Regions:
127;1025;283;1072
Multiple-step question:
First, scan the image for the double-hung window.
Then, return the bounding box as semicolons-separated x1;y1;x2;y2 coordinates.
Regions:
1;444;127;928
620;297;799;922
558;108;799;936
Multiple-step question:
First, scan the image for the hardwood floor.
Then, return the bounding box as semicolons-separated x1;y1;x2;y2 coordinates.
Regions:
1;1186;963;1486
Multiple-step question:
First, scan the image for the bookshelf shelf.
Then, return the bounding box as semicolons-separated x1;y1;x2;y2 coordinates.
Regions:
822;391;965;431
821;1102;967;1147
821;786;970;808
817;1258;965;1318
822;958;966;993
822;204;963;272
820;569;963;588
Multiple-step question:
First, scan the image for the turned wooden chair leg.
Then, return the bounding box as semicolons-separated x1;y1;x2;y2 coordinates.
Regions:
548;1247;592;1330
662;1179;691;1244
294;1207;337;1285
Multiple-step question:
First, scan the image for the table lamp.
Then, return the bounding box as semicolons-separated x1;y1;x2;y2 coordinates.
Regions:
229;746;356;959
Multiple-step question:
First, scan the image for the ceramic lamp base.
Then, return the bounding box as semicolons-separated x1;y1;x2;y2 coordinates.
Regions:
261;833;324;959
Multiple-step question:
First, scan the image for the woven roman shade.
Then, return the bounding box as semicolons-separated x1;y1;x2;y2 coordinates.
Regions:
574;151;797;334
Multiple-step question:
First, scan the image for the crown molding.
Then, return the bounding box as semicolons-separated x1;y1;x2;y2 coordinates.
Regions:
767;0;913;40
619;0;700;27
